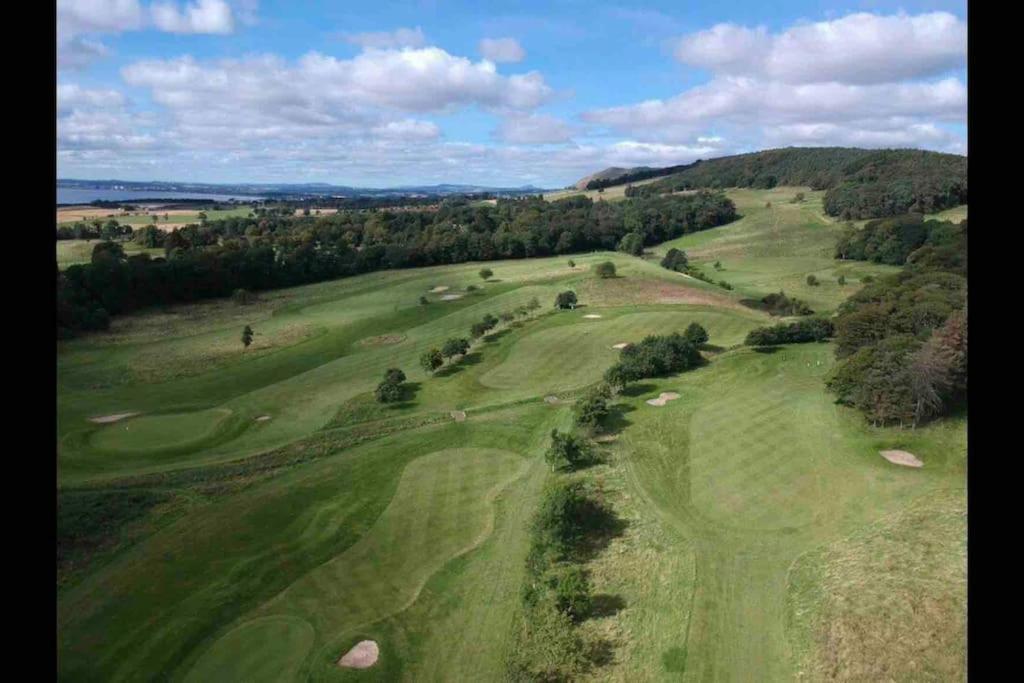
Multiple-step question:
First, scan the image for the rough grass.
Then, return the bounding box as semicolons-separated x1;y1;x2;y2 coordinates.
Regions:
786;488;966;681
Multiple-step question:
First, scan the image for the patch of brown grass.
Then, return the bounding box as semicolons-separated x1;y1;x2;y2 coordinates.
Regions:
787;488;966;681
576;276;744;311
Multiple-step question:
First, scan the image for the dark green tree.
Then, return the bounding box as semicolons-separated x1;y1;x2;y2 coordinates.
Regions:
241;325;254;348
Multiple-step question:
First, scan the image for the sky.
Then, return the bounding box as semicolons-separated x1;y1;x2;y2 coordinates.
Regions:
56;0;967;188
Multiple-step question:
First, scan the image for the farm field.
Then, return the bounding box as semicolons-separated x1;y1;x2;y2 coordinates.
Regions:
57;205;253;229
56;187;967;681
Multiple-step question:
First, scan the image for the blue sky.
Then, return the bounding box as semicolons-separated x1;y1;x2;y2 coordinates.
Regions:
57;1;967;187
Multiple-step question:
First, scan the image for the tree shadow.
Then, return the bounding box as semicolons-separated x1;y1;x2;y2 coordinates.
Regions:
619;382;657;397
483;328;513;343
700;343;727;353
589;594;626;618
602;403;636;434
575;499;628;560
587;638;616;668
387;381;421;408
433;352;483;377
752;346;780;354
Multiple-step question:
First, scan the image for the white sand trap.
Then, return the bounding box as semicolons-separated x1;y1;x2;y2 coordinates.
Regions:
255;415;272;422
428;286;449;293
544;395;562;405
338;640;379;669
583;314;603;319
645;392;681;407
611;342;630;349
440;294;463;301
88;412;139;424
879;450;924;468
451;410;467;422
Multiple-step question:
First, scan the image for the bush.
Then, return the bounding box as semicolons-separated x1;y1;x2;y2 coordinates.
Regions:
684;322;709;345
419;295;429;305
479;268;493;280
384;368;406;384
660;248;688;272
374;380;403;403
555;291;578;309
757;291;813;316
573;385;611;432
551;566;592;623
544;430;595;472
441;337;470;359
745;318;835;346
567;259;575;268
806;274;820;286
594;261;617;278
617;232;644;256
605;332;701;390
420;348;443;373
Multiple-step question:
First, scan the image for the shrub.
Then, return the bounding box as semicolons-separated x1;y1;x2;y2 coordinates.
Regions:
573;385;611;432
551;566;592;622
384;368;406;385
555;291;578;309
660;248;688;272
594;261;617;278
419;295;429;305
617;232;644;256
375;380;403;403
567;259;575;268
420;348;443;373
479;268;493;280
684;322;709;346
544;430;595;472
806;274;820;286
441;338;470;359
745;318;835;346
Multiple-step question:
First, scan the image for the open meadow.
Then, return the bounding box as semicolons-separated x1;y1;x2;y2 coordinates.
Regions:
57;187;967;681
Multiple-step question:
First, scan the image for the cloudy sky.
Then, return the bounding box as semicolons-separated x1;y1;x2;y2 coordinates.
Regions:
57;0;967;188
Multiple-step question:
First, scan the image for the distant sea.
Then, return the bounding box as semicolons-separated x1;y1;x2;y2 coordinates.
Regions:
57;187;263;204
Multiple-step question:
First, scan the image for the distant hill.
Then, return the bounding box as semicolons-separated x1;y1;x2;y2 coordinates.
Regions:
584;147;966;220
573;164;693;191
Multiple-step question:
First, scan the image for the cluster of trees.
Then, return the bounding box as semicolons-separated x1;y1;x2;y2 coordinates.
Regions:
509;475;618;679
826;215;967;425
56;220;132;241
745;291;813;316
834;214;967;270
624;147;966;220
573;384;612;434
57;191;736;337
544;429;596;472
745;318;835;346
374;368;408;403
603;327;706;391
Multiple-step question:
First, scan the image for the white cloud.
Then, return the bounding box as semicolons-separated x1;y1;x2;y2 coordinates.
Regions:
342;27;426;49
675;12;966;85
479;37;526;63
371;119;441;141
494;114;574;144
151;0;234;34
585;11;966;155
57;84;127;114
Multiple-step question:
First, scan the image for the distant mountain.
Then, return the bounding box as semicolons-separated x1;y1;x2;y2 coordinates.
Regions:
56;179;550;199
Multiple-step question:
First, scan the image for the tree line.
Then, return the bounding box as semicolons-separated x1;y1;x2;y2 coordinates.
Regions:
57;192;736;338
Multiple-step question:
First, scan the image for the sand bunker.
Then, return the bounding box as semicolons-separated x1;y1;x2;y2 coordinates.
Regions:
440;294;463;301
428;286;450;293
88;412;140;424
255;415;272;422
451;410;467;422
645;392;681;407
582;314;603;319
544;395;562;405
611;342;630;349
338;640;379;669
879;450;924;468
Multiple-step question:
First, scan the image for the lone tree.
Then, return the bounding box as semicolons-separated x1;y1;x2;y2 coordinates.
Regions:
594;261;617;278
660;248;688;272
241;325;254;348
419;295;429;305
479;267;493;281
684;322;709;346
806;274;820;286
837;275;846;286
420;348;443;373
544;429;594;471
555;291;578;309
567;259;575;268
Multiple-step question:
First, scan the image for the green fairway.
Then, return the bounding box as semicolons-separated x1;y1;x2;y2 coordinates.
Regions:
56;186;966;681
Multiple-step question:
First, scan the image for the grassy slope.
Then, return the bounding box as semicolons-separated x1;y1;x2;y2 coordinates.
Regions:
56;187;967;681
